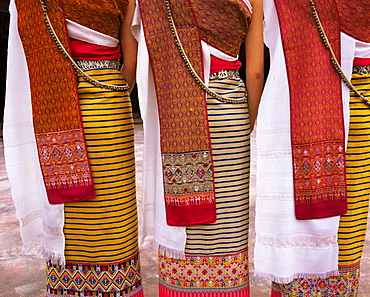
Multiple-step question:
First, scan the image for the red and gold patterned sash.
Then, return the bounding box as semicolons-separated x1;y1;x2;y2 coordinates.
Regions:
139;0;216;226
275;0;347;219
15;0;95;204
139;0;250;226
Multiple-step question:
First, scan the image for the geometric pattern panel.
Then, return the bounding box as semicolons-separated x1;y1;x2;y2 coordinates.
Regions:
46;254;143;296
36;129;93;190
159;250;249;292
163;150;214;204
273;266;360;297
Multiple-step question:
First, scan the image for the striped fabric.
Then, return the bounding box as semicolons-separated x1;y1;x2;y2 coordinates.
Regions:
186;77;250;256
272;72;370;297
338;73;370;267
159;76;251;296
46;68;144;297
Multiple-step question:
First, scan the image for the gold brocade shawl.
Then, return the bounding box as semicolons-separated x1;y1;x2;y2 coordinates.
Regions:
139;0;250;226
14;0;96;204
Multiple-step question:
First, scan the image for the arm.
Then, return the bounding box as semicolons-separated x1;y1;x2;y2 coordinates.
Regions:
120;0;138;92
245;0;264;132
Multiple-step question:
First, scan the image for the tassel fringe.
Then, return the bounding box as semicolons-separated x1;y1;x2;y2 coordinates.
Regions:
156;242;186;260
253;269;339;284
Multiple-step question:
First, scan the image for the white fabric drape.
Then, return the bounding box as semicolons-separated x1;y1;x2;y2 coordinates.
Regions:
254;0;360;283
66;19;119;47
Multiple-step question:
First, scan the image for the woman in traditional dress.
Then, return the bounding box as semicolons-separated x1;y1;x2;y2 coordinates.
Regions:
132;0;264;296
4;0;144;296
255;0;370;296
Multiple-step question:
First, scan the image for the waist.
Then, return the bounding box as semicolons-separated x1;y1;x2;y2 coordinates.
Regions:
209;69;241;80
75;59;121;70
353;57;370;67
69;38;121;60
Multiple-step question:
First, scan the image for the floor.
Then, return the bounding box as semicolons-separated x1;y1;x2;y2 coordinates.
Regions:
0;123;369;296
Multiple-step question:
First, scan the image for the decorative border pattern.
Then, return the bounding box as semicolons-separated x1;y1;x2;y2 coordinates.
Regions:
293;141;346;203
36;129;93;190
158;250;249;292
46;254;142;296
163;151;214;206
279;267;360;297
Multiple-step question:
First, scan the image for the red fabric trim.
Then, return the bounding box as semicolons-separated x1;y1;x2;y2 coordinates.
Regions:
69;38;121;60
294;198;347;220
165;203;217;226
159;283;250;297
353;58;370;67
270;290;282;297
210;55;242;74
47;185;96;204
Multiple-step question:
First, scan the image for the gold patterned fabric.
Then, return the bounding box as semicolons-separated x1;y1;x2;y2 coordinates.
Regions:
64;0;128;39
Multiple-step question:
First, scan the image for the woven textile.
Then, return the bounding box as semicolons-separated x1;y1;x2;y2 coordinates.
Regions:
14;0;95;204
274;0;347;220
158;77;250;296
271;72;370;297
336;0;370;43
189;0;251;57
46;69;144;296
254;0;353;283
64;0;128;39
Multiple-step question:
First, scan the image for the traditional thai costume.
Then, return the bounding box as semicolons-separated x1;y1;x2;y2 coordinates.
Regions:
4;0;144;296
255;0;370;295
133;0;253;296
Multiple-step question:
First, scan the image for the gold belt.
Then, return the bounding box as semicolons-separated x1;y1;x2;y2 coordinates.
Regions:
75;59;121;71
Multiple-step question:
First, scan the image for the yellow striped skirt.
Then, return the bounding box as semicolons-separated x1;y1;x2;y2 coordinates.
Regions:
46;68;143;297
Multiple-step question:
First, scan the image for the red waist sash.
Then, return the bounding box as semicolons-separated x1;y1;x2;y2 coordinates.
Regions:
69;39;121;60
